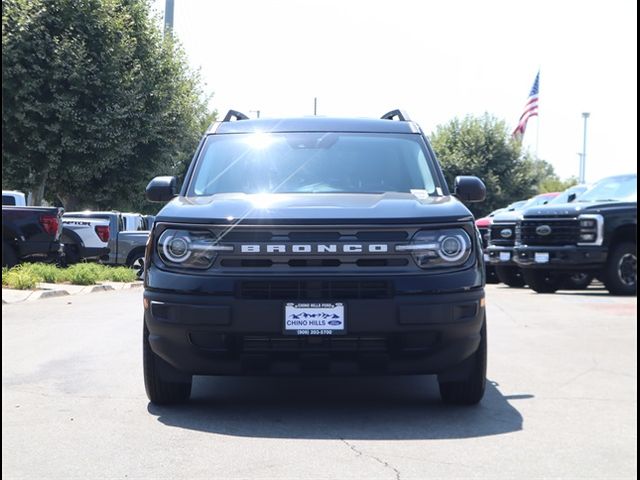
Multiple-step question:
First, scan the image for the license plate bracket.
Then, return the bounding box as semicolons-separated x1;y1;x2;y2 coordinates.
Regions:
284;302;345;336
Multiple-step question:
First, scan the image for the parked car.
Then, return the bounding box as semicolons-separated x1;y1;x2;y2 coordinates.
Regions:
514;174;637;295
486;192;560;287
2;190;27;207
475;216;498;283
2;204;64;267
63;211;150;278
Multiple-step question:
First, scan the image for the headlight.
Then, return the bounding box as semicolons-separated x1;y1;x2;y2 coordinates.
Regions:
157;229;233;269
577;214;604;245
396;228;472;268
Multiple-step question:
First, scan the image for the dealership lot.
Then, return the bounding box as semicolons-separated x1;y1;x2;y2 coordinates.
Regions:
2;285;636;479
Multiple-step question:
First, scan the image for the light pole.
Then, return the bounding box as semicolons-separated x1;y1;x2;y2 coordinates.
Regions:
313;97;317;116
164;0;174;36
580;112;590;183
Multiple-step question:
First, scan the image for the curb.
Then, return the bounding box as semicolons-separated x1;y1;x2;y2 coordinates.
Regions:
2;281;142;305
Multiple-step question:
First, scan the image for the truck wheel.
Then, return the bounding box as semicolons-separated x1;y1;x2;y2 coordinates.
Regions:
522;269;565;294
2;242;19;268
562;272;594;290
603;242;637;295
438;319;487;405
485;266;500;284
143;323;192;405
495;266;526;287
63;244;81;265
127;251;145;280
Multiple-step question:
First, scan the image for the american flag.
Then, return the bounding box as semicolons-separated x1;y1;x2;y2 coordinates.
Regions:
512;71;539;139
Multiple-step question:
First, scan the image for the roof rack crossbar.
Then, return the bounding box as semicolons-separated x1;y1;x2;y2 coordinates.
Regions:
381;109;411;122
222;109;250;122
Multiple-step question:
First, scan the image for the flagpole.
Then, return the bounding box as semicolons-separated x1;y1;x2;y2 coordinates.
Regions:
535;115;540;158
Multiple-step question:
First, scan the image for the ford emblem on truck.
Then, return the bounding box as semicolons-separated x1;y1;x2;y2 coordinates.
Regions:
500;228;513;238
535;225;552;236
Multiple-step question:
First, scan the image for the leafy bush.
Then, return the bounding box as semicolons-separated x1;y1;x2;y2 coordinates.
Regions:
19;263;62;283
2;262;139;288
2;268;39;289
60;264;102;285
103;267;137;283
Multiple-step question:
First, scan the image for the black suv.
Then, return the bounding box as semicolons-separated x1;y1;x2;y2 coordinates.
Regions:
514;174;637;294
143;110;487;405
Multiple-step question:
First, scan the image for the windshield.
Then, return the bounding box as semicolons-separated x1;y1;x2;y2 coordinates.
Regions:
577;175;637;202
188;133;440;196
521;194;557;209
547;185;588;205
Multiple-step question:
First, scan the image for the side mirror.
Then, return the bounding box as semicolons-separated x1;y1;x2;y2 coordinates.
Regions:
454;176;486;203
567;193;577;203
146;176;177;202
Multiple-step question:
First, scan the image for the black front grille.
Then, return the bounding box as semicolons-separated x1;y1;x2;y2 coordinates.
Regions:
238;280;393;300
242;335;388;353
519;219;580;246
490;223;516;246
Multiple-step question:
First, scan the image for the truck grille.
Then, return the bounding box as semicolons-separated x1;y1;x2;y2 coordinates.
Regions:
238;280;393;300
517;219;580;246
489;223;517;246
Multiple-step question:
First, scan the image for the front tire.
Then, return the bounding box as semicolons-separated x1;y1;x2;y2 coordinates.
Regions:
143;324;192;405
603;242;637;295
562;272;594;290
495;266;526;287
522;269;565;294
438;319;487;405
128;251;145;280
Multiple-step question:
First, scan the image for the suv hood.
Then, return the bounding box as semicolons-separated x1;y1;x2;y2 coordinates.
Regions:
156;192;474;225
522;200;637;218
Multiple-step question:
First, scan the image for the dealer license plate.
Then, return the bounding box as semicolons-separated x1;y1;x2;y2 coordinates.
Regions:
535;252;550;263
499;252;511;261
284;302;345;335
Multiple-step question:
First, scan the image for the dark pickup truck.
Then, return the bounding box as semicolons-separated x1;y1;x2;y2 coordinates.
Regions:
514;174;637;295
2;206;64;268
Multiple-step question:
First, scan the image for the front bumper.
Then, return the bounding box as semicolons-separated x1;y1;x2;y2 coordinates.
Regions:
143;268;485;376
513;245;608;270
487;245;517;266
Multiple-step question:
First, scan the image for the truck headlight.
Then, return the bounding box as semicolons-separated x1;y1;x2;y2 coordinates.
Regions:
577;214;604;246
157;229;233;269
396;228;472;268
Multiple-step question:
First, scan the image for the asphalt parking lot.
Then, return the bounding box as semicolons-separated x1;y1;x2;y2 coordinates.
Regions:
2;285;637;479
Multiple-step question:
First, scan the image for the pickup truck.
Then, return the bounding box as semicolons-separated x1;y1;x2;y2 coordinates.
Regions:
63;211;150;278
514;174;636;295
2;205;64;267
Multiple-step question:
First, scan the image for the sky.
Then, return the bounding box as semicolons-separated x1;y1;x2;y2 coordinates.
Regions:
151;0;637;184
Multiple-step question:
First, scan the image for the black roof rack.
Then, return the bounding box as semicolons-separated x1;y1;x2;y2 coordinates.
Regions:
222;109;250;122
381;109;411;122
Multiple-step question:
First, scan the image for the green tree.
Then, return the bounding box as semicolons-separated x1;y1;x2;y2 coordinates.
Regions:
430;114;561;217
2;0;214;212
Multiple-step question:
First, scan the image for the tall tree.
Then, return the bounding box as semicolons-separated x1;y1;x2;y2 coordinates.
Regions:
430;114;560;217
2;0;214;211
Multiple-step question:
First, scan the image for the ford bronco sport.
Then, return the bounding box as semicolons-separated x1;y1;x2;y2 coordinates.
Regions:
142;110;487;405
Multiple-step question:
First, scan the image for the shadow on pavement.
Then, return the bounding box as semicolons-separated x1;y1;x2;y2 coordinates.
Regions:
148;376;531;440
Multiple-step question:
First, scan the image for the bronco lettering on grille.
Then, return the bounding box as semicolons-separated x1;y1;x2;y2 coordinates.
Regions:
240;244;389;254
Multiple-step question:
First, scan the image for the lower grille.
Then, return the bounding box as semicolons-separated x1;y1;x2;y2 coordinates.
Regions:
238;280;393;300
242;335;388;352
